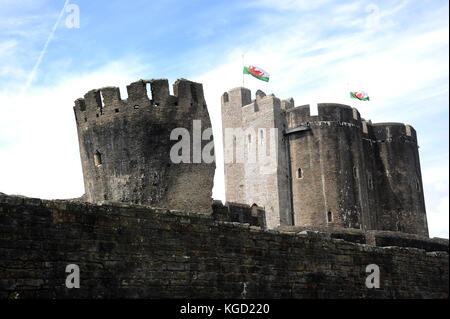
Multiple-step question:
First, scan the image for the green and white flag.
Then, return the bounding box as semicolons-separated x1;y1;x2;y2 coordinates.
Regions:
243;65;270;82
350;90;370;101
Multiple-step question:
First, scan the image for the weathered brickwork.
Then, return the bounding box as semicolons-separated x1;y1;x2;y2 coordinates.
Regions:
0;194;447;299
74;79;215;214
222;89;428;236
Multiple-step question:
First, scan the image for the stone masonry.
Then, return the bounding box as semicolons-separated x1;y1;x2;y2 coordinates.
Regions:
221;88;428;236
74;79;215;214
0;79;447;299
0;194;447;298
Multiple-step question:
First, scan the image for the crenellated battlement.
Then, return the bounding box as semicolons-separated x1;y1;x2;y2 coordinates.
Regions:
74;77;215;215
283;103;418;145
74;79;207;126
285;103;362;130
370;122;417;143
221;85;427;235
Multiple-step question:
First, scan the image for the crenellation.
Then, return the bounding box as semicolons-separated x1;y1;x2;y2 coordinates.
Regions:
73;78;215;214
148;79;170;106
84;89;103;119
404;124;417;140
255;89;266;100
362;120;369;134
99;86;121;105
226;87;252;107
371;122;417;143
221;92;229;103
222;87;428;236
286;104;311;126
73;79;211;126
352;107;360;120
75;97;86;111
281;97;294;110
99;86;122;115
126;80;150;106
317;103;355;122
73;98;87;125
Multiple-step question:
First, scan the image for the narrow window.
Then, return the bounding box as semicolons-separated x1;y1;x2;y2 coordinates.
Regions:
368;176;373;189
297;168;303;179
260;130;264;144
99;91;105;115
327;211;332;222
353;166;358;178
146;83;152;100
94;151;102;167
416;179;420;191
248;134;251;143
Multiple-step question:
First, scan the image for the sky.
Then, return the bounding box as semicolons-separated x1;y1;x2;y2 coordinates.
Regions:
0;0;448;238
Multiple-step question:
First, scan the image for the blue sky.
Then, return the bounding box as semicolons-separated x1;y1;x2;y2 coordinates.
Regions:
0;0;448;237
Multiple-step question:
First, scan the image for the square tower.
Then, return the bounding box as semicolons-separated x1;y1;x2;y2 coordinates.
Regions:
221;88;292;228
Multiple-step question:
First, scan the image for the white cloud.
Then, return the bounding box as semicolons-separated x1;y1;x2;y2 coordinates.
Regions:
247;0;334;11
192;0;449;237
0;60;148;199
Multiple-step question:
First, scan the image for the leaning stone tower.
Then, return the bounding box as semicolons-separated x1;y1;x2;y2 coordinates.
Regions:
73;78;215;214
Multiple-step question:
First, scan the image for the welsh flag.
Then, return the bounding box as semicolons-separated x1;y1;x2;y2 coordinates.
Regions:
243;65;270;82
350;91;370;101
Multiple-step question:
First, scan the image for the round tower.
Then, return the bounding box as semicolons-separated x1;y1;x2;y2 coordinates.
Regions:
285;103;370;229
73;78;215;214
370;123;428;236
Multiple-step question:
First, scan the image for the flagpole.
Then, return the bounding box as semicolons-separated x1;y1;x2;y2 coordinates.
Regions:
346;81;352;108
242;54;245;88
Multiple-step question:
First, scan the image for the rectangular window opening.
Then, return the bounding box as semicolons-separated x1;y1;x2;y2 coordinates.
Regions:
94;151;102;167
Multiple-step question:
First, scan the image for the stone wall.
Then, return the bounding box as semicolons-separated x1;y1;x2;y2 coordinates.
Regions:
286;104;368;230
0;194;447;299
277;225;448;252
221;88;293;228
74;79;215;214
222;87;429;235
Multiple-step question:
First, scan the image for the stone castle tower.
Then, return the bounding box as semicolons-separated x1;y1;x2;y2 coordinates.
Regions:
73;78;215;214
221;87;428;236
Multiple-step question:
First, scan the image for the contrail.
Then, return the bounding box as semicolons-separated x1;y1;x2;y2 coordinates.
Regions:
22;0;69;95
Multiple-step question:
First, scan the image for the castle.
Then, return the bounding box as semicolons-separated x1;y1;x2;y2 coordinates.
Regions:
73;78;428;237
0;78;447;299
221;87;428;236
